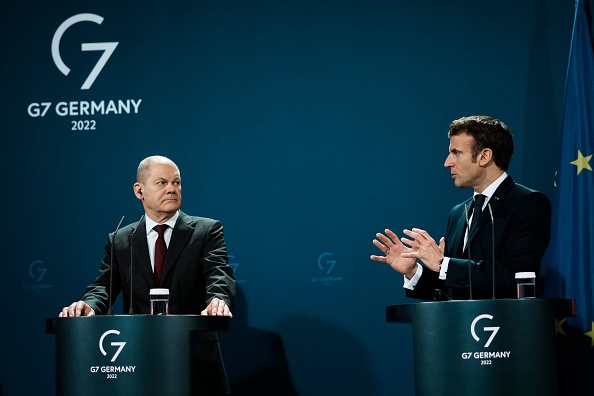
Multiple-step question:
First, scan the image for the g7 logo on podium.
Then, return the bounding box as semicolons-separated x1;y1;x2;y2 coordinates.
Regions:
470;314;500;348
52;13;119;90
99;330;126;362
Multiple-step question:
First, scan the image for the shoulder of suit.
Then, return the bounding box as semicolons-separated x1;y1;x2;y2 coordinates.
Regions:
498;182;551;212
508;182;546;198
177;211;221;227
451;198;473;213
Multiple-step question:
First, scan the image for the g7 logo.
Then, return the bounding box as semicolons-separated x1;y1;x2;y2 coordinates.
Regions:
470;314;500;348
51;14;119;90
28;260;47;282
317;252;336;275
99;330;126;362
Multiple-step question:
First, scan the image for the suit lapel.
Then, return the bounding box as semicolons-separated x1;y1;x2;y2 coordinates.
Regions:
160;212;193;285
131;218;154;288
453;199;472;256
466;175;514;246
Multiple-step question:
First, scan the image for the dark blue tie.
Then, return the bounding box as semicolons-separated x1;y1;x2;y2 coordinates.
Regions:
469;194;486;237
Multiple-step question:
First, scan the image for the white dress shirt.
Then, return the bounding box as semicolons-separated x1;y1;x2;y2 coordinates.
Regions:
144;211;179;272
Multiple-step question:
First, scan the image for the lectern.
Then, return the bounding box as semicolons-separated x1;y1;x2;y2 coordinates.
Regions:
46;315;229;396
386;299;575;396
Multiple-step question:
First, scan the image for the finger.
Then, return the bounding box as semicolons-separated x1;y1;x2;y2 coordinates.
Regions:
411;228;428;237
200;308;208;316
75;302;83;317
216;301;226;316
216;301;230;317
370;254;387;262
372;239;387;251
401;237;416;247
385;229;401;244
402;229;421;240
412;228;436;244
439;237;446;253
375;232;395;247
67;303;78;317
76;301;88;317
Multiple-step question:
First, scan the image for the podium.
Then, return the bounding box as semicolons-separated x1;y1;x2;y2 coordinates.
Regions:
46;315;230;396
386;299;575;396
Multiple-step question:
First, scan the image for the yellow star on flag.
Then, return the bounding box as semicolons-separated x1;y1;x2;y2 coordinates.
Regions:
585;322;594;348
570;150;593;175
555;318;567;335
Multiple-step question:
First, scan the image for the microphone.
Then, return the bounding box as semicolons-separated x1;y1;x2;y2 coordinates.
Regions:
464;204;473;300
107;215;125;315
488;203;495;299
434;289;452;301
128;214;145;315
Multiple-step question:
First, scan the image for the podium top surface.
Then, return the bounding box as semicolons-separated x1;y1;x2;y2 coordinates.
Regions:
386;298;576;323
45;314;230;334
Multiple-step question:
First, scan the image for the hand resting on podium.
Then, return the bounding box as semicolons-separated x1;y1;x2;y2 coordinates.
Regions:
58;300;95;317
58;298;233;317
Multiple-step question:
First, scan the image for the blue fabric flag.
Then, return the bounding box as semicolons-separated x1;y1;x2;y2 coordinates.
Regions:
545;0;594;393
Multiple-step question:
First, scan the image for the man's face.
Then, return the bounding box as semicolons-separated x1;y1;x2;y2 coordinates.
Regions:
444;132;483;189
135;161;182;221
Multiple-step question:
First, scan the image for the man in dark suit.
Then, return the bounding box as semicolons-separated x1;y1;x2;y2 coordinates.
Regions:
371;116;551;300
59;155;236;394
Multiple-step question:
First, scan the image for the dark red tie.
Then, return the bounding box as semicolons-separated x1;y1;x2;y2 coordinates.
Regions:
153;224;168;284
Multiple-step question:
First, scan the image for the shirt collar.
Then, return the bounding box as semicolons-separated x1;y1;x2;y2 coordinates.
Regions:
474;172;507;202
145;211;179;235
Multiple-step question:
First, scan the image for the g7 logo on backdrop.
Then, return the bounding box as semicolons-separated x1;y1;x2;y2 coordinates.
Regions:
52;13;119;90
317;252;336;275
29;260;47;282
99;330;126;362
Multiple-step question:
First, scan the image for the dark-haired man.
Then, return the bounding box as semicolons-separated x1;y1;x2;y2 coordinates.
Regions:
371;116;551;300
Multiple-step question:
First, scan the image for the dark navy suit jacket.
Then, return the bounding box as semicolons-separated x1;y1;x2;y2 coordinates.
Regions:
407;176;551;300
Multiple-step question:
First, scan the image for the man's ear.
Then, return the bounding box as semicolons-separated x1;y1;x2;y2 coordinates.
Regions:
479;148;493;166
133;183;144;200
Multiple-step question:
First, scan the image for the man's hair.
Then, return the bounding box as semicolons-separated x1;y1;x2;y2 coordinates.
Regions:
448;115;514;171
136;155;178;183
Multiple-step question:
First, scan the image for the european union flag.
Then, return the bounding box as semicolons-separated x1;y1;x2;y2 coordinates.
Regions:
545;0;594;393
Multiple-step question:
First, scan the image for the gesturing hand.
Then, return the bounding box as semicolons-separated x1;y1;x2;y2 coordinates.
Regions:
371;229;418;279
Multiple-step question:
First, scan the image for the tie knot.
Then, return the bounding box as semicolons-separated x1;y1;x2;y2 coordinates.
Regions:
474;194;486;205
154;224;168;236
473;194;486;212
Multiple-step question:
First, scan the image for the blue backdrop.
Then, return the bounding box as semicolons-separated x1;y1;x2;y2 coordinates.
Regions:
0;1;575;394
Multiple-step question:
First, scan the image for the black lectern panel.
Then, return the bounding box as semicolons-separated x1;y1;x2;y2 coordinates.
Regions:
46;315;229;396
386;299;575;396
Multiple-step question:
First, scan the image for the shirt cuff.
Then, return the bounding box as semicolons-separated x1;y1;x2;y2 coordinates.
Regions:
403;263;423;290
439;257;450;280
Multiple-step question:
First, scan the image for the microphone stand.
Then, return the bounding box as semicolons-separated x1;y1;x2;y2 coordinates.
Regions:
464;204;473;300
128;214;144;315
488;203;495;299
107;216;125;315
